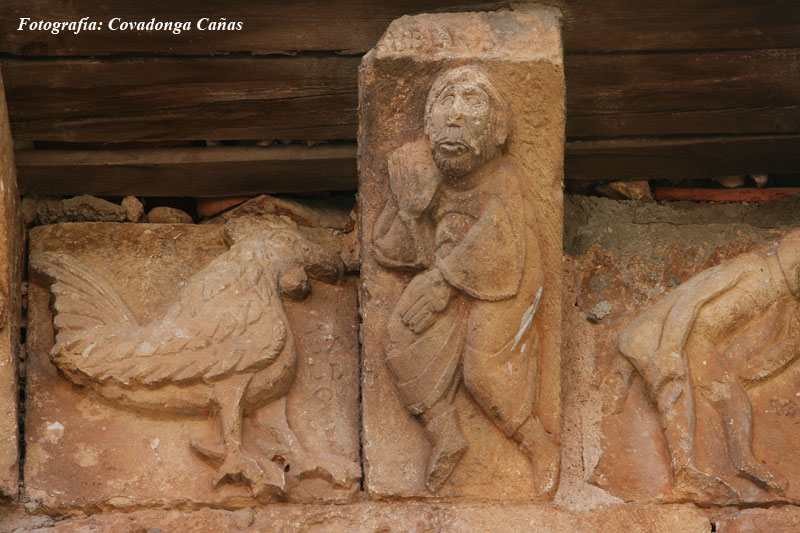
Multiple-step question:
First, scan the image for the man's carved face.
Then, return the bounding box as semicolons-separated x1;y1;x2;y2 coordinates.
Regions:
427;81;499;179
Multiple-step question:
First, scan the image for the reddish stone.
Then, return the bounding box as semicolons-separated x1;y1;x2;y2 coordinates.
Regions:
654;187;800;203
196;196;251;217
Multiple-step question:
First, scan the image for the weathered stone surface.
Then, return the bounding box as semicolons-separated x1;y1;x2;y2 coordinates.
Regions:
595;180;653;201
559;194;800;505
121;196;144;222
32;195;128;225
25;221;360;513
197;196;251;218
210;194;354;231
0;67;22;498
146;205;193;224
717;507;800;532
1;503;710;532
359;9;564;499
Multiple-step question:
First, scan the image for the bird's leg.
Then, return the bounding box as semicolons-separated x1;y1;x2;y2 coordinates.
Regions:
251;396;360;488
191;377;287;498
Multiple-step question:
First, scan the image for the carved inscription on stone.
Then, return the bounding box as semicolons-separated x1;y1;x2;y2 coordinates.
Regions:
600;229;800;503
25;220;360;511
360;10;564;499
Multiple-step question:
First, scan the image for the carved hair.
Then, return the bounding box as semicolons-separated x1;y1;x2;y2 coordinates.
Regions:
423;65;511;149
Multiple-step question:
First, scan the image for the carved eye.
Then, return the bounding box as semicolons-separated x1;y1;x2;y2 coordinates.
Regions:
439;94;455;107
465;93;484;108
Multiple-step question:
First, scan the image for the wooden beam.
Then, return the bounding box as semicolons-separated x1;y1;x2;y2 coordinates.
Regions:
1;1;797;56
15;144;358;196
3;50;798;143
565;49;800;137
15;136;800;196
1;56;360;143
565;135;800;181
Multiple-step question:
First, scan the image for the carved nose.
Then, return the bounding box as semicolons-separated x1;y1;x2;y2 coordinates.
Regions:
446;98;466;125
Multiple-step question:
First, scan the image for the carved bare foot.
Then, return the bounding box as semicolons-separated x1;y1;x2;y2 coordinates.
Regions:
674;465;739;502
737;459;788;495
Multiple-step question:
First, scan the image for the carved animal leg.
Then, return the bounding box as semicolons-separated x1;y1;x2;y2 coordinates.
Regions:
420;400;467;492
251;396;360;488
713;380;787;495
192;380;286;498
602;356;636;416
512;416;560;495
657;377;740;501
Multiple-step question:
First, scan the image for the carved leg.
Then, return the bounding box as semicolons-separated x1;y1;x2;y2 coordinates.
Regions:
251;396;360;488
715;380;787;495
512;415;560;495
419;399;467;492
602;355;636;416
191;379;286;498
656;376;740;501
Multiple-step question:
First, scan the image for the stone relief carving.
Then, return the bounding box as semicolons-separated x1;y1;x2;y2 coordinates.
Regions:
371;66;559;493
605;229;800;500
31;219;360;498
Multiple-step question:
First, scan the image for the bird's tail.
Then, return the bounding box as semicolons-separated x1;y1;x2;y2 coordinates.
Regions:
30;252;139;379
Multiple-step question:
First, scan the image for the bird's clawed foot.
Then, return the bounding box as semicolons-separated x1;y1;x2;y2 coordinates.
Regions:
253;438;360;489
191;439;287;499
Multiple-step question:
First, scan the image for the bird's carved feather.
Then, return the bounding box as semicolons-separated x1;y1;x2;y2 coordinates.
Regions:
31;239;288;388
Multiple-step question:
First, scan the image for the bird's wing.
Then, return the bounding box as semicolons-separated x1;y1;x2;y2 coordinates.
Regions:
77;241;288;387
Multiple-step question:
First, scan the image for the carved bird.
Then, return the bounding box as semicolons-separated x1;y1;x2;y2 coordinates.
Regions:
30;219;360;498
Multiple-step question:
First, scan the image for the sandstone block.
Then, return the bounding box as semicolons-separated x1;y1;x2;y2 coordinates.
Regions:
25;221;360;513
146;206;193;224
561;195;800;505
9;502;710;533
359;9;564;499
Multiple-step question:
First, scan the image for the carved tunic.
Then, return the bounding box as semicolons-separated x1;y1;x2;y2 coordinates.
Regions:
375;140;544;437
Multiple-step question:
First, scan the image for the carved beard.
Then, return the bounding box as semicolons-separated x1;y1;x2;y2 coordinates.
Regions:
430;127;496;180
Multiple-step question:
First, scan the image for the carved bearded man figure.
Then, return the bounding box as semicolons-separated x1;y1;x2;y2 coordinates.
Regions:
372;66;559;492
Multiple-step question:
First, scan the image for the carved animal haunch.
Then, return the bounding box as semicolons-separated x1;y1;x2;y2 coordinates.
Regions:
31;222;360;498
605;229;800;501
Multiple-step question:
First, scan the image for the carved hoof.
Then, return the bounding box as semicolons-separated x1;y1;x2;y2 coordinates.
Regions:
530;433;560;496
674;465;740;502
738;460;789;496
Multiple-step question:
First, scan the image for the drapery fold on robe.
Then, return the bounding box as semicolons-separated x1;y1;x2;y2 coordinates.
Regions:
437;196;522;301
377;139;543;437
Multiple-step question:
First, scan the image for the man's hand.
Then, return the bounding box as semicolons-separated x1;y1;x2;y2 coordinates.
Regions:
397;268;455;334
